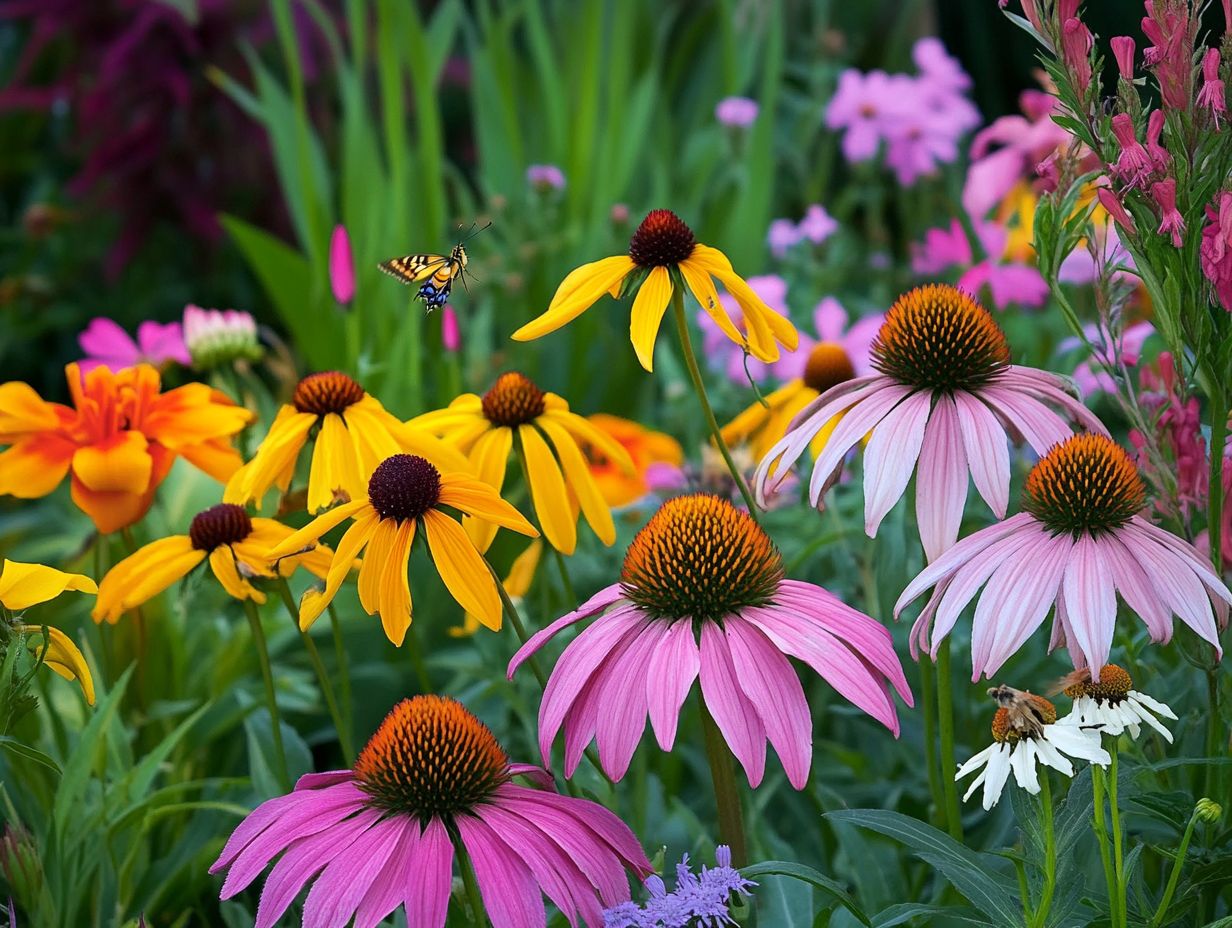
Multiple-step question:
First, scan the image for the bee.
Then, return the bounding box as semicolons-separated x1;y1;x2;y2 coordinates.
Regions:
378;222;490;312
987;684;1053;740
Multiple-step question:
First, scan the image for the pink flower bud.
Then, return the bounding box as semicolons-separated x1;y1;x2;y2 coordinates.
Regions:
1061;17;1094;94
441;304;460;353
1110;36;1136;79
1198;48;1226;128
1145;109;1170;170
1097;186;1136;232
329;225;355;304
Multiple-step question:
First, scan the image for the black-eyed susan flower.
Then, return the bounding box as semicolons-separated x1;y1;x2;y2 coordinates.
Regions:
0;559;97;704
224;371;468;514
211;695;652;928
267;453;537;645
92;503;333;623
512;209;798;371
410;372;633;554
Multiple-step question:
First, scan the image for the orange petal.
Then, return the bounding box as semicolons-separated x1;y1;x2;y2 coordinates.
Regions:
71;432;153;494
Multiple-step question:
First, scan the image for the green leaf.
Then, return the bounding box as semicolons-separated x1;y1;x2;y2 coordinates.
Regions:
0;734;61;776
825;809;1025;927
52;666;133;838
872;903;994;927
742;860;872;927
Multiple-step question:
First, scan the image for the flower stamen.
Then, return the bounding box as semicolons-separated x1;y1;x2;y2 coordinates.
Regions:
481;372;547;427
189;503;253;551
628;210;696;267
292;371;366;416
1024;434;1146;537
367;454;443;523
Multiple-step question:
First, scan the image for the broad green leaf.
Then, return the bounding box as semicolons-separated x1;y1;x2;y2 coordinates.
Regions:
742;861;872;927
0;734;61;776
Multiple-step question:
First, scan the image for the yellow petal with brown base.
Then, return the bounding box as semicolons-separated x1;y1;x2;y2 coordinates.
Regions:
421;509;501;630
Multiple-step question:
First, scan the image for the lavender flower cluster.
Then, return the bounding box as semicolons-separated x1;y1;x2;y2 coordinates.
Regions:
604;847;756;928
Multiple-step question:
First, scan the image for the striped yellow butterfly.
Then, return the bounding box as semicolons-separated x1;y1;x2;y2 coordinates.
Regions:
378;223;489;311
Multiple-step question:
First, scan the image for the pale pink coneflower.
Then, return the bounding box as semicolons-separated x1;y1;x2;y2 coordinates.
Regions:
507;494;913;789
210;695;651;928
753;284;1106;563
895;433;1231;681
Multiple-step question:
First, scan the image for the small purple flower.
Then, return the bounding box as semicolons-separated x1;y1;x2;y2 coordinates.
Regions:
797;204;838;244
604;846;756;927
715;96;759;128
78;317;190;374
526;163;566;191
766;218;802;257
329;224;355;304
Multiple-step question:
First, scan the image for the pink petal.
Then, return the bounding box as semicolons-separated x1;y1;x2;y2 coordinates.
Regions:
594;620;662;779
808;384;914;506
1102;533;1172;642
862;389;932;537
457;815;547;928
512;786;651;876
914;394;968;562
697;621;767;787
1119;522;1222;652
302;815;405;928
953;390;1011;518
979;387;1075;455
78;317;138;366
1130;516;1232;607
136;320;191;365
294;771;355;791
1062;535;1118;675
646;619;700;750
813;297;848;342
507;585;625;680
507;764;555;789
998;367;1110;435
353;819;422;928
405;817;454;928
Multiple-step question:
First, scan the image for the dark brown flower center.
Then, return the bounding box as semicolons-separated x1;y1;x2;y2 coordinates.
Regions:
292;371;366;416
353;695;509;821
803;342;857;394
628;209;696;267
871;285;1010;393
1024;434;1146;537
481;372;546;427
367;454;442;523
621;493;783;623
188;503;253;551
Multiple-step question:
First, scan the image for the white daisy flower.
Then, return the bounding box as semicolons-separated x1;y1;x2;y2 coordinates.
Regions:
1057;664;1177;743
956;689;1111;810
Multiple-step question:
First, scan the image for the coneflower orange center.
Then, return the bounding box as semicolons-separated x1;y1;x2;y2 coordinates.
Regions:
292;371;366;416
367;454;442;523
621;493;783;623
481;372;546;426
189;503;253;551
803;342;856;394
628;209;696;267
1024;434;1146;537
990;695;1058;744
353;695;509;821
870;284;1010;392
1063;664;1134;703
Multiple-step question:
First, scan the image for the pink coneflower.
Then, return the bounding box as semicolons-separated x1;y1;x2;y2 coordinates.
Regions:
753;285;1106;562
77;317;191;374
1198;48;1226;128
895;434;1231;681
210;695;651;928
507;494;912;788
911;218;1048;310
1152;178;1185;247
1201;190;1232;311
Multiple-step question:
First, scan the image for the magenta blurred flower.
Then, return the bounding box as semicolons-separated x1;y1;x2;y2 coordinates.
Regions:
1131;352;1209;523
77;317;190;374
328;225;355;304
715;96;759;128
911;219;1048;309
767;218;801;257
771;297;882;384
1097;187;1136;234
441;304;461;352
508;494;912;788
913;37;972;93
1060;15;1094;95
897;433;1230;679
698;274;790;384
1201;191;1232;311
526;163;566;191
826;69;903;162
754;284;1106;562
210;695;651;928
183;304;262;369
766;205;837;257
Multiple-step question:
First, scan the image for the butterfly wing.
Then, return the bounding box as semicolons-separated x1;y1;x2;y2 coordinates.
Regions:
378;254;450;284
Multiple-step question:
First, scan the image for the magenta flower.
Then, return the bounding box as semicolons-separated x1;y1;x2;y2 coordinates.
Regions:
210;695;651;928
77;317;190;374
508;494;912;789
896;433;1230;680
825;69;902;162
328;225;355;304
1198;48;1226;128
797;204;839;244
771;297;882;384
1060;16;1094;95
1060;320;1155;398
1111;114;1154;189
912;219;1048;310
754;285;1106;563
715;96;759;128
1110;36;1136;80
1152;178;1185;247
441;304;461;353
1130;352;1209;523
1142;0;1198;111
698;274;790;384
1201;191;1232;311
526;163;566;192
1097;187;1136;234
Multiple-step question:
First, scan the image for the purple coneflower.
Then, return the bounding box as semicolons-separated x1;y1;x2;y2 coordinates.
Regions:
211;695;651;928
508;494;912;789
896;433;1231;680
753;284;1106;562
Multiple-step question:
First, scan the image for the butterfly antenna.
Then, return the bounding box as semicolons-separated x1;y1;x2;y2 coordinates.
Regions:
460;220;493;244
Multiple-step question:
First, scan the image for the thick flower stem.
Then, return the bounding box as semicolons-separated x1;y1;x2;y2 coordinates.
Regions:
1150;811;1200;927
242;598;291;791
457;844;490;927
700;701;750;868
1093;766;1122;928
936;639;963;841
1205;386;1227;798
1031;775;1056;928
670;287;761;522
275;580;354;764
918;654;945;830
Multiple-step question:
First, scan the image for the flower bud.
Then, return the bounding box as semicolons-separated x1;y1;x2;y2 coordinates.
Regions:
1196;797;1223;822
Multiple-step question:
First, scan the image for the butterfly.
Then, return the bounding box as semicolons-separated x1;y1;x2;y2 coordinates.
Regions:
378;223;489;312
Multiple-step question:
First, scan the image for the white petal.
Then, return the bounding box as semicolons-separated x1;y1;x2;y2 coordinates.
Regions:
1044;724;1111;765
956;743;997;780
1130;690;1177;719
982;744;1013;810
963;767;989;802
1033;736;1075;777
1011;741;1041;793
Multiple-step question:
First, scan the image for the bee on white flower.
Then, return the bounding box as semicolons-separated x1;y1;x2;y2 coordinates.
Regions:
1052;664;1177;743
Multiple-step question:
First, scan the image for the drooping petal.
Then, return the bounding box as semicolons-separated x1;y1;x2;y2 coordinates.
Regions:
308;413;364;514
698;620;766;787
457;814;546;928
92;536;205;624
301;815;405;928
422;509;502;630
536;416;616;546
953;390;1011;518
914;395;969;563
439;470;538;536
267;499;369;558
22;624;95;704
209;547;263;603
377;519;416;646
512;255;636;342
298;509;378;630
808;384;913;507
861;389;932;537
518;424;576;554
0;560;97;611
505;585;625;680
593;619;662;780
405;817;454;928
1062;535;1118;675
645;618;700;750
628;266;673;372
353;818;421;928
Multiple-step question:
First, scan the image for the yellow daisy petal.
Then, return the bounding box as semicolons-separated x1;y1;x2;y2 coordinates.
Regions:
438;472;537;535
208;547;264;603
223;406;315;508
298;508;378;630
720;382;805;449
421;509;501;630
377;519;416;646
22;624;95;705
453;538;542;637
541;410;635;475
460;426;513;553
0;560;97;611
267;499;368;559
629;266;674;372
512;255;635;342
536;417;615;546
308;413;363;513
357;517;397;615
679;258;743;346
518;424;576;554
93;536;205;624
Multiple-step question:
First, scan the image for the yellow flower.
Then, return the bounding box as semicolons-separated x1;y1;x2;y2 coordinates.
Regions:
996;181;1037;264
512;209;798;371
225;371;468;514
267;453;537;645
0;559;97;705
92;503;334;623
410;373;633;555
583;414;683;508
451;539;542;637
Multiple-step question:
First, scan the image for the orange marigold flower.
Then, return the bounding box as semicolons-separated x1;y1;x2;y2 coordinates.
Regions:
584;414;683;508
0;363;253;533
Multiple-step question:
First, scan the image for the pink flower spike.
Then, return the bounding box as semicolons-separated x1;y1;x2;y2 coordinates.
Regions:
1097;187;1136;233
329;225;355;304
1110;36;1136;79
441;304;461;352
715;96;759;128
1198;48;1226;128
1151;178;1185;247
1111;113;1153;187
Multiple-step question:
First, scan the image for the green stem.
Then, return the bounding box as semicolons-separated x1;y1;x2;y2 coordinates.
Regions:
936;639;962;841
457;844;489;927
1204;387;1227;799
1150;812;1200;927
700;701;750;868
918;653;945;830
1032;774;1056;928
669;286;761;521
242;598;290;791
275;580;354;764
1093;766;1122;928
405;620;434;694
328;604;354;749
1110;747;1126;921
